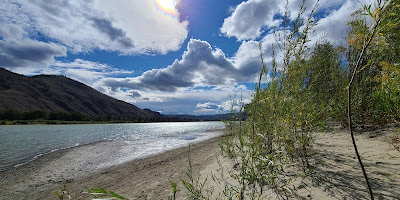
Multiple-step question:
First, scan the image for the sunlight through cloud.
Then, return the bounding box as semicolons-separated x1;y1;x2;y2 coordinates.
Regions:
153;0;180;16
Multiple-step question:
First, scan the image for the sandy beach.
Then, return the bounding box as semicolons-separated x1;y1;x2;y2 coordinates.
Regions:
0;135;223;200
1;126;399;199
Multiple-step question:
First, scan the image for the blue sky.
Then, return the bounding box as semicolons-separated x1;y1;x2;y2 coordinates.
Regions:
0;0;373;114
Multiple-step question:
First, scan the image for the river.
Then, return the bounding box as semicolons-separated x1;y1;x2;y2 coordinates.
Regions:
0;121;225;172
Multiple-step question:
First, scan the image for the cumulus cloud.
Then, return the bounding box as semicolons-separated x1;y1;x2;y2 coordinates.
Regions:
311;0;374;45
90;17;134;48
0;22;66;68
220;0;283;40
0;0;188;55
53;59;134;85
0;37;67;68
98;39;263;92
194;92;252;114
233;39;269;78
95;84;253;115
221;0;371;43
196;102;220;110
219;98;250;112
129;90;142;98
10;59;134;86
221;0;374;78
220;0;324;40
92;0;189;54
195;102;222;113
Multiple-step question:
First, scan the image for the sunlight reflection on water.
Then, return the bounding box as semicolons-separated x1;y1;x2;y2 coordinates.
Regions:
0;121;224;172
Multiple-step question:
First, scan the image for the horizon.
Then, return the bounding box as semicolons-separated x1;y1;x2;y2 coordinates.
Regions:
0;0;373;115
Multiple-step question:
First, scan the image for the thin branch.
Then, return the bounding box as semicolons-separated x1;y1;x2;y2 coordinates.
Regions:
347;2;384;200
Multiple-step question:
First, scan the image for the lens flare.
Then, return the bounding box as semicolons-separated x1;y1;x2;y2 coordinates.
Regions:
153;0;179;16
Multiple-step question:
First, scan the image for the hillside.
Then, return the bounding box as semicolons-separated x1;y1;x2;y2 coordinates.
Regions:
0;68;155;119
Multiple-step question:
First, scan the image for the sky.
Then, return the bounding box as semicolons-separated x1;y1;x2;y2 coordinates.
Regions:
0;0;374;115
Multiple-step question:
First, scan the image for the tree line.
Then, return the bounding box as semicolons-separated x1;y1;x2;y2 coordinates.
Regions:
0;109;96;121
0;109;214;124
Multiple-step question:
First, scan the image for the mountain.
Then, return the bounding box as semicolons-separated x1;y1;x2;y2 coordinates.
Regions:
143;109;162;117
0;68;155;119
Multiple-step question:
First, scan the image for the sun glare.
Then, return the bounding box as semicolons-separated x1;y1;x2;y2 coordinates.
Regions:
154;0;178;15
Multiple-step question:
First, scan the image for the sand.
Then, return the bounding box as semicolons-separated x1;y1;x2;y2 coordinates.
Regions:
199;125;400;199
1;126;399;199
0;136;223;200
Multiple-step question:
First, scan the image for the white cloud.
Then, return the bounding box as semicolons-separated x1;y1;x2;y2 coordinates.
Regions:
92;0;189;54
10;59;134;86
232;38;271;79
220;0;283;40
0;0;188;56
196;102;220;111
95;84;253;114
222;0;375;80
194;96;251;114
88;35;272;114
311;0;374;45
0;37;67;68
54;59;134;85
195;103;222;114
220;0;372;43
98;39;262;92
219;98;250;113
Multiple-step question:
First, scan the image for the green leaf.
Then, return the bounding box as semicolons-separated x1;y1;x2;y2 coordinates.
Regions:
109;191;128;199
88;188;107;194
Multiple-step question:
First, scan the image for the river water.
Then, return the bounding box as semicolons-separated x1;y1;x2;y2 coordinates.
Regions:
0;121;225;172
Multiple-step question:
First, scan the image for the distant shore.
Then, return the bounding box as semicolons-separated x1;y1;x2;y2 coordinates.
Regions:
0;119;130;125
1;126;399;199
0;119;223;125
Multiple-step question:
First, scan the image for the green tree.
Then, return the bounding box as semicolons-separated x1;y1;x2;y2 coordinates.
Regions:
345;0;399;199
306;42;347;124
347;0;400;125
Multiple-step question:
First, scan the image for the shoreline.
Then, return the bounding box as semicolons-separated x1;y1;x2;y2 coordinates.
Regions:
0;134;224;200
0;120;225;126
1;139;114;173
0;122;225;173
